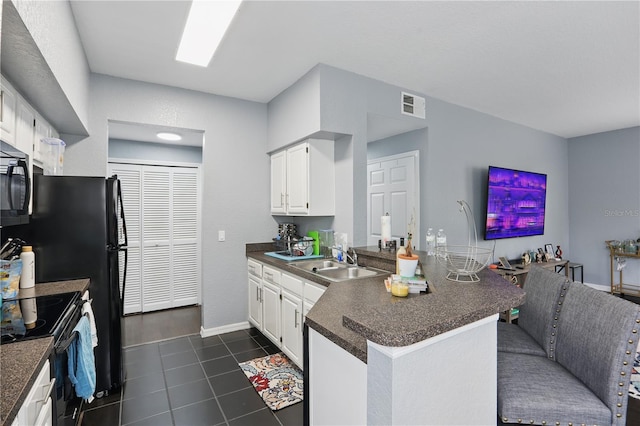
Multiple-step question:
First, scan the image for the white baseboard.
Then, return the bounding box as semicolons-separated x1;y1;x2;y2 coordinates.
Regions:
200;321;251;338
584;282;610;292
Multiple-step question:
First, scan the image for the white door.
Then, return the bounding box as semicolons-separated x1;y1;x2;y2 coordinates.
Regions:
248;274;262;329
367;151;420;248
281;289;302;366
109;162;201;314
141;167;172;311
286;143;309;214
270;150;286;214
109;164;143;315
0;77;17;146
261;281;280;344
171;169;200;307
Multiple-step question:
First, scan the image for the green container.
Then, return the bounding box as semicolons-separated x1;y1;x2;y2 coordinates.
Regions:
307;231;320;255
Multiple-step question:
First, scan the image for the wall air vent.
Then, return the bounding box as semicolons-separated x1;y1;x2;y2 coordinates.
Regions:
401;92;426;119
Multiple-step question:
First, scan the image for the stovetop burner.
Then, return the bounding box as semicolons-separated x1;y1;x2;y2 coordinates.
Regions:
1;292;80;344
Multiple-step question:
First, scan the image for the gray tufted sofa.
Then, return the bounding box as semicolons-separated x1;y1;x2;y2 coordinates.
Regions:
497;265;640;425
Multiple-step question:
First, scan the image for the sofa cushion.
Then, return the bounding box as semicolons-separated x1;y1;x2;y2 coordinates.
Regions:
555;283;640;424
497;351;611;425
497;322;546;357
515;265;571;358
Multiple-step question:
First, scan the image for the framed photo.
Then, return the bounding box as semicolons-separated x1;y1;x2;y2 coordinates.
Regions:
545;244;554;255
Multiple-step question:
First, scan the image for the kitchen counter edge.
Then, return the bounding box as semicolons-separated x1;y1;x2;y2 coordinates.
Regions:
246;244;525;363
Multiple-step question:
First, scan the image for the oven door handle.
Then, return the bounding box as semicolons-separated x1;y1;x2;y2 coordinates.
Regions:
55;331;78;355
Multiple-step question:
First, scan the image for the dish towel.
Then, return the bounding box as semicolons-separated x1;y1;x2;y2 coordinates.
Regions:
81;300;98;348
67;315;96;403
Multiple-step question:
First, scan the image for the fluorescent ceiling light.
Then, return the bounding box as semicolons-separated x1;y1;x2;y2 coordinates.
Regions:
157;132;182;141
176;0;243;67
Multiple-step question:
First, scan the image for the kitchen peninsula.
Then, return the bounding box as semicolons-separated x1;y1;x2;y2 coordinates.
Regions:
247;246;525;425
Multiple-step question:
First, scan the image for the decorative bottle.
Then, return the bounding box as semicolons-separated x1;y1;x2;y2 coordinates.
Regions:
436;229;447;258
19;246;35;289
555;245;563;260
425;228;435;256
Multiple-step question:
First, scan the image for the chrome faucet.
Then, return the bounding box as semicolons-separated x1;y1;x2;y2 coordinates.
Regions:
330;246;358;266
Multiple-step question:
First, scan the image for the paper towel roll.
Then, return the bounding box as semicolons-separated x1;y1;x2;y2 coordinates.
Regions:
381;214;391;244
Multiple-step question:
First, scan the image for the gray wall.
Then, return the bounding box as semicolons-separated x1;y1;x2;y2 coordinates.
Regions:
271;65;569;262
109;138;203;164
568;127;640;286
65;73;273;331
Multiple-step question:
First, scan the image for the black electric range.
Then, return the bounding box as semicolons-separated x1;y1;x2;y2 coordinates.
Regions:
1;292;81;344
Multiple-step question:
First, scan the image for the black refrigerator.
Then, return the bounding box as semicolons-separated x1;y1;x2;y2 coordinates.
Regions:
31;175;127;395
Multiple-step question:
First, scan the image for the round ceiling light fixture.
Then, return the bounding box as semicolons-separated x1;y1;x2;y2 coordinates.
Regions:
156;132;182;141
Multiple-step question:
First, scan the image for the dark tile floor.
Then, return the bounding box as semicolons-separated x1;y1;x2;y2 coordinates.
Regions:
81;328;303;425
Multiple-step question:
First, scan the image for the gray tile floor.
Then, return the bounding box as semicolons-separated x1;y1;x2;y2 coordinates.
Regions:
81;308;303;426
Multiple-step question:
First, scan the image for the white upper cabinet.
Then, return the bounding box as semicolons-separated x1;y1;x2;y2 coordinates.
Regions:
0;77;17;146
270;150;287;214
2;74;57;170
16;98;35;158
270;138;335;216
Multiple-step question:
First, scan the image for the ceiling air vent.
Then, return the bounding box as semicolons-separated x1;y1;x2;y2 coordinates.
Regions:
401;92;426;119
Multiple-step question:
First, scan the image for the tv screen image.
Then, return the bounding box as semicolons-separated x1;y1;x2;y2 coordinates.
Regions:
485;166;547;240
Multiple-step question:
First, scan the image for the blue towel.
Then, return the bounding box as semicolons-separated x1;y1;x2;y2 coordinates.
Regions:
67;316;96;401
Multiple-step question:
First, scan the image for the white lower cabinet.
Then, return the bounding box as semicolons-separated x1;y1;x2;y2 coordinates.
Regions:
248;274;262;329
262;282;280;344
247;258;326;368
281;273;304;365
12;359;55;426
261;266;281;344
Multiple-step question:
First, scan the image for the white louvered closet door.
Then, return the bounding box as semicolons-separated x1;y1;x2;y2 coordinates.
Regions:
172;169;200;307
109;162;201;313
109;164;143;315
142;166;173;312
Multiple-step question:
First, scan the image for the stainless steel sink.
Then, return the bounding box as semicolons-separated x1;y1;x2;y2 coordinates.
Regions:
290;259;388;282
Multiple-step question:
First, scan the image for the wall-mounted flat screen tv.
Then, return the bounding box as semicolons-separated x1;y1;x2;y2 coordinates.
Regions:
484;166;547;240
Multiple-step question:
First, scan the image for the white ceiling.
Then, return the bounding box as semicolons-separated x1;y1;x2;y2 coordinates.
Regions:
69;0;639;140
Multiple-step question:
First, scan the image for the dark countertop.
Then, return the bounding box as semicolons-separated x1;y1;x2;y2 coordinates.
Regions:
247;244;525;363
9;278;91;299
0;337;54;426
0;279;90;426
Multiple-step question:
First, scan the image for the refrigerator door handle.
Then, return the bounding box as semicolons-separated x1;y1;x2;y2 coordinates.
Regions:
120;247;127;317
116;178;128;248
115;177;128;316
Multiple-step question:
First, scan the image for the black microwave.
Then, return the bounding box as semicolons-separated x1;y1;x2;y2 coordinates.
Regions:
1;140;30;227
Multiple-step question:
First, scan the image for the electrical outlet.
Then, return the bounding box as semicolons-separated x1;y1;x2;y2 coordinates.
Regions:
218;230;225;242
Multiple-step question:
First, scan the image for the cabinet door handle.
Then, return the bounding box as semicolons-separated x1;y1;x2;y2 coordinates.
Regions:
280;193;284;207
0;90;4;123
256;287;260;301
294;309;299;328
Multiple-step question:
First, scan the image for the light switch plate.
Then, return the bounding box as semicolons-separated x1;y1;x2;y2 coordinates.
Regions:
218;230;225;242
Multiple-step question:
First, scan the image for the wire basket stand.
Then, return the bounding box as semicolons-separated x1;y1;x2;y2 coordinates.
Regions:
436;200;495;282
